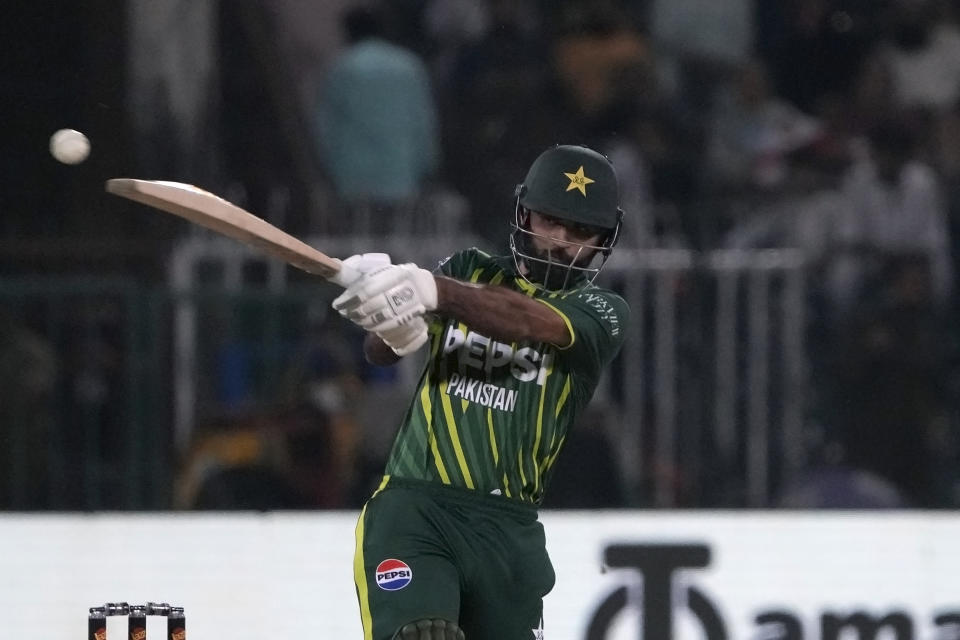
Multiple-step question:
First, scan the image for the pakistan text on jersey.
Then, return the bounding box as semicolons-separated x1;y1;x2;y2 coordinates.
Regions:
446;373;519;412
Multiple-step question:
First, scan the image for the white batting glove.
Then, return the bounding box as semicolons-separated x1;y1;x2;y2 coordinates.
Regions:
333;253;392;287
332;263;437;331
377;315;430;356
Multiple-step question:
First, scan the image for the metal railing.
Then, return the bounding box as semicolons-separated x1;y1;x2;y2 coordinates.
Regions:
0;240;808;510
604;248;807;507
166;239;809;508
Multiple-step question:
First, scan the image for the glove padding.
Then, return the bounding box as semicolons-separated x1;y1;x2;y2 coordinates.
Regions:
336;253;392;286
378;315;430;356
332;263;437;333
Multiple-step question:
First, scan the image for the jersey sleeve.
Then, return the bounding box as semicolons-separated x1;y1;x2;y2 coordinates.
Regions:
435;247;484;278
539;288;630;374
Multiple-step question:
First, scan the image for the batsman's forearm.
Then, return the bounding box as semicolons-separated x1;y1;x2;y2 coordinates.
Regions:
364;333;401;366
434;276;570;345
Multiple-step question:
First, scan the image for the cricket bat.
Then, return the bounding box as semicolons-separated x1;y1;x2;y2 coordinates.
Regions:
105;179;359;286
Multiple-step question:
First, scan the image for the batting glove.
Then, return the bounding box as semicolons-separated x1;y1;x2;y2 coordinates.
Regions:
334;252;392;287
377;315;430;356
332;263;437;331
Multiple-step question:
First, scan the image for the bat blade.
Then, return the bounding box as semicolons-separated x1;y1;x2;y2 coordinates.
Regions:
106;178;357;285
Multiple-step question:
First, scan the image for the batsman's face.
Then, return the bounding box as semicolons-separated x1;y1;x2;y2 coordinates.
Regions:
527;211;605;264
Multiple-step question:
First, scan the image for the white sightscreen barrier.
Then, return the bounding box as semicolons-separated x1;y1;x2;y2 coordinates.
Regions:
3;511;959;640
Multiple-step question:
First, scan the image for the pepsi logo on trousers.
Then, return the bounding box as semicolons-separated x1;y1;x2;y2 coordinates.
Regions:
375;559;413;591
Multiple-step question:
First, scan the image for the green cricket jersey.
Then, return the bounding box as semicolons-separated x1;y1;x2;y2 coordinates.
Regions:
383;248;629;505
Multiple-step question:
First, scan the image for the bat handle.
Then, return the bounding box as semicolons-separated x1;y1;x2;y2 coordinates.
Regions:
328;260;363;288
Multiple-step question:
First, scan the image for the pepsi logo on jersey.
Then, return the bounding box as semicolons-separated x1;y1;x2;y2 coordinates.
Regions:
375;558;413;591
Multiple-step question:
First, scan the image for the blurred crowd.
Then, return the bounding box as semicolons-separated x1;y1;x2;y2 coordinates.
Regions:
304;0;960;509
5;0;960;511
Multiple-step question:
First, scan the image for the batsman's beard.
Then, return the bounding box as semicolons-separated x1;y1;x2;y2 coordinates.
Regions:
524;245;587;291
510;225;607;292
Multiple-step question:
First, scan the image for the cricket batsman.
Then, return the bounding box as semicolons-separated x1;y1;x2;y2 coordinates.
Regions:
333;144;630;639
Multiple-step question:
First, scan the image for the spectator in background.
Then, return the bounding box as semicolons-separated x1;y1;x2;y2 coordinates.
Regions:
825;114;952;319
827;249;950;506
777;465;909;508
878;0;960;114
758;0;885;118
179;415;310;511
314;5;440;235
648;0;753;115
549;2;659;247
178;348;376;511
705;59;823;192
421;0;491;89
178;304;380;511
703;58;823;240
549;1;651;126
442;0;557;248
871;0;960;231
820;113;953;505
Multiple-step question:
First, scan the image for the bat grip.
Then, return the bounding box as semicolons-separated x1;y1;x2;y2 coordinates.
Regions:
328;260;363;288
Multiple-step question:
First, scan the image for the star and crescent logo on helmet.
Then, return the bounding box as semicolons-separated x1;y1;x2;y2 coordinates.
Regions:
563;165;594;196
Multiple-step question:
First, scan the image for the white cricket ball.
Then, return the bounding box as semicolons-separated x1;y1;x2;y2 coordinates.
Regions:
49;128;91;165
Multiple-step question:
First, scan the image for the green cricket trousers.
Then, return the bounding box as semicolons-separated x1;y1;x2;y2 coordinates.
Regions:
354;476;556;640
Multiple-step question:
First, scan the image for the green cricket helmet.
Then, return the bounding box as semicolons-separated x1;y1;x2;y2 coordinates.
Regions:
510;144;624;292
